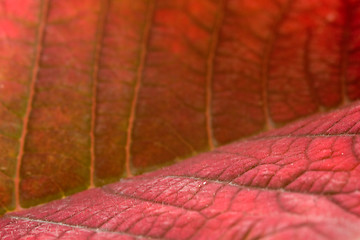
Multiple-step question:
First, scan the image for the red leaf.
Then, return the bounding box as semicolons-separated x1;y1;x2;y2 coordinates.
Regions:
1;0;360;212
1;102;360;239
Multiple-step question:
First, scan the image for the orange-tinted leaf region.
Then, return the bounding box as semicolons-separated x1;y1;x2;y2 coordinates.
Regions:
0;0;359;212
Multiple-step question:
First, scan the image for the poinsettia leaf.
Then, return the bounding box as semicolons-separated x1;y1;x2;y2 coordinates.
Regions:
0;0;360;212
0;102;360;239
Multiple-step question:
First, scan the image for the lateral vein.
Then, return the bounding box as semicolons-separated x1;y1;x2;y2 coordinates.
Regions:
90;0;109;188
125;0;155;177
14;0;49;210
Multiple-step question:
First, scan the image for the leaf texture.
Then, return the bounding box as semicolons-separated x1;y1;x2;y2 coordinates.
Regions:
0;0;360;212
1;102;360;239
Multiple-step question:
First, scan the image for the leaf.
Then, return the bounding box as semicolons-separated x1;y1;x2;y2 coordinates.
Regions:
1;102;360;239
1;0;360;212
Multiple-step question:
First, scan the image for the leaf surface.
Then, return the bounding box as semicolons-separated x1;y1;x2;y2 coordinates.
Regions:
0;0;360;212
1;102;360;239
